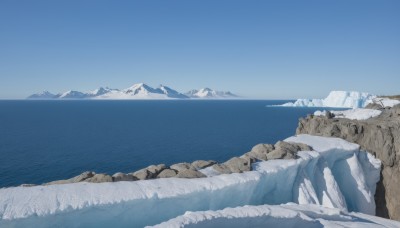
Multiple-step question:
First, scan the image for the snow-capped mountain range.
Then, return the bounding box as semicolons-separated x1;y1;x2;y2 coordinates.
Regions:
27;83;238;100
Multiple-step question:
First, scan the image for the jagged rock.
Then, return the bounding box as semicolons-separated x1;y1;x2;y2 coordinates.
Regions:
365;102;383;110
212;157;251;174
266;141;311;160
170;162;195;171
132;164;167;180
225;157;251;173
191;160;216;170
112;172;137;182
132;169;150;180
85;174;113;183
211;164;232;174
157;169;178;178
71;171;95;182
243;143;275;161
176;169;206;178
147;164;167;175
296;105;400;220
325;111;335;119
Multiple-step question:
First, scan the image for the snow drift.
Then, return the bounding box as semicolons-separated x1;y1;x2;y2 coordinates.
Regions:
279;91;376;108
151;204;400;228
0;135;382;227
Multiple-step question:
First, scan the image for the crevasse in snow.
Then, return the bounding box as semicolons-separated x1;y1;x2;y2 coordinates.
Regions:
0;135;382;227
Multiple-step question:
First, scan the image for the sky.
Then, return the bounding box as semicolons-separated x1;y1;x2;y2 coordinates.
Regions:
0;0;399;99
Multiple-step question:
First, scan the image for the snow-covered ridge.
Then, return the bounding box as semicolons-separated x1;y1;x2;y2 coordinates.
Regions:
28;83;238;100
314;109;382;120
278;91;377;108
0;135;383;227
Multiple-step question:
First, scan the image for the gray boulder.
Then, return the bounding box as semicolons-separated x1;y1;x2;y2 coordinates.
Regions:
132;169;150;180
132;164;167;180
147;164;167;175
176;169;206;178
85;174;113;183
224;157;251;173
191;160;216;170
112;172;137;182
170;162;195;171
157;169;177;178
211;164;232;174
212;157;251;174
243;143;275;161
266;141;312;160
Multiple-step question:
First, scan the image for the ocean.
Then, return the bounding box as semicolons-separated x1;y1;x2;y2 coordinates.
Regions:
0;100;326;187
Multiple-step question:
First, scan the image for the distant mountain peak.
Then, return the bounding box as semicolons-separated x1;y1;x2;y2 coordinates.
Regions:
27;91;56;99
185;88;238;99
27;83;238;100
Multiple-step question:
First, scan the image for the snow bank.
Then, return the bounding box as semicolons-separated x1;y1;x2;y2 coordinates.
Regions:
373;97;400;108
279;91;376;108
0;135;381;227
150;203;400;228
314;109;382;120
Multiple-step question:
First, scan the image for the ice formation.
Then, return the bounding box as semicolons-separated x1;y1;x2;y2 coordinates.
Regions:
151;204;400;228
0;135;386;227
280;91;376;108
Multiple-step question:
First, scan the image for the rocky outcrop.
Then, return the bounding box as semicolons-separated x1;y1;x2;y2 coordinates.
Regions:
241;141;312;162
157;169;177;178
296;104;400;221
191;160;216;170
85;174;113;183
112;173;137;182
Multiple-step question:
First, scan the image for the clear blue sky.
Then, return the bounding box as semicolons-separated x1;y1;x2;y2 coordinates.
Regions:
0;0;399;99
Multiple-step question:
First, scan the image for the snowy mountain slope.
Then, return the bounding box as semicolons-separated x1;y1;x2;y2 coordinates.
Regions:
57;90;88;99
157;85;188;99
278;91;376;108
0;135;383;227
151;204;400;228
87;87;119;97
27;91;56;99
185;88;238;99
27;84;235;100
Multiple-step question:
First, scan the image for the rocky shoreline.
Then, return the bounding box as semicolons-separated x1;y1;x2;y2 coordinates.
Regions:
22;140;311;186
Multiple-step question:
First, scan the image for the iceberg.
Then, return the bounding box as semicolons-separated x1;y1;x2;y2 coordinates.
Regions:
280;91;376;108
0;135;383;227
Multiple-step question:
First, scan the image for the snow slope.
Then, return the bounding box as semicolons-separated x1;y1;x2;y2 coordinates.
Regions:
280;91;376;108
373;97;400;108
0;135;383;227
151;204;400;228
314;109;382;120
185;88;237;99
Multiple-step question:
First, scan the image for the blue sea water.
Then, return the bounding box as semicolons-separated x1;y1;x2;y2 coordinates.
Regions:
0;100;327;188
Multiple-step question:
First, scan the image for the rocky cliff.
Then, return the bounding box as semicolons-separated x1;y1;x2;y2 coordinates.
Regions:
296;104;400;220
